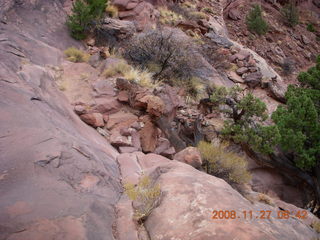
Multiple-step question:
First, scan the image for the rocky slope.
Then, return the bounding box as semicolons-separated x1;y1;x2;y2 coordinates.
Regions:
0;0;319;240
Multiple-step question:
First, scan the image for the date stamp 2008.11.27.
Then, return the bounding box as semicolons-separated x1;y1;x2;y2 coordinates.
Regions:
211;210;308;220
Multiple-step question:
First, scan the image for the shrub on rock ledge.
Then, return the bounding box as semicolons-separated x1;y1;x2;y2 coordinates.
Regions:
197;141;251;184
209;86;280;154
66;0;108;40
246;4;268;35
124;175;161;223
64;47;90;62
124;29;205;98
281;2;299;28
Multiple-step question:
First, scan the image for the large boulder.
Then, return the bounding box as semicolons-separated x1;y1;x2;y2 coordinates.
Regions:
80;113;105;127
268;80;287;103
98;17;136;41
144;161;319;240
174;147;202;169
117;152;319;240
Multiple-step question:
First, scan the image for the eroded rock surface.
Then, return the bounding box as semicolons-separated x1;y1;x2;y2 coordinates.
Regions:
0;1;121;239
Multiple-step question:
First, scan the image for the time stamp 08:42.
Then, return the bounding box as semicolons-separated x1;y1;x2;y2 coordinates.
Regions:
212;210;308;220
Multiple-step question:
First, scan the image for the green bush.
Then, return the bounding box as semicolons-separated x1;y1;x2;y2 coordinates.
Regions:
197;141;251;184
307;23;315;32
281;2;299;28
272;57;320;170
209;86;280;154
66;0;107;40
246;4;268;35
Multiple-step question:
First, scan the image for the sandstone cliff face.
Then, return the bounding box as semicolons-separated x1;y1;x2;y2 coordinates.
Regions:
0;1;121;239
0;0;319;240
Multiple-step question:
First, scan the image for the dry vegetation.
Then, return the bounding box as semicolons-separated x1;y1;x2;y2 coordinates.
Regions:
124;175;161;223
257;193;274;206
197;141;251;184
103;59;158;88
311;221;320;233
105;5;118;18
64;47;90;63
159;7;184;25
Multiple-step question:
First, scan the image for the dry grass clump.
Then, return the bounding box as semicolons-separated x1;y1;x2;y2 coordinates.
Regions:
173;76;204;100
124;175;161;223
103;60;131;78
64;47;90;63
189;11;208;20
123;67;158;88
159;7;184;25
197;141;251;184
311;221;320;233
257;193;274;206
105;5;118;18
103;60;157;88
201;7;215;15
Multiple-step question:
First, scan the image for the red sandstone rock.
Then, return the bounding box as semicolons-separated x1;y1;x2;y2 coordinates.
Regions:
117;90;129;102
80;113;104;127
174;147;202;169
139;117;158;152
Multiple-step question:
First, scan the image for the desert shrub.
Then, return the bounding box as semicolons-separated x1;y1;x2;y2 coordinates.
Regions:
281;2;299;28
307;23;316;32
103;60;131;78
282;57;295;75
173;76;204;100
66;0;107;40
103;60;157;88
105;5;118;18
311;221;320;233
123;68;157;88
124;175;161;223
182;1;197;9
159;7;184;25
64;47;90;62
124;29;202;84
201;7;215;15
257;193;274;206
246;4;268;35
210;86;280;154
197;141;251;184
189;11;208;21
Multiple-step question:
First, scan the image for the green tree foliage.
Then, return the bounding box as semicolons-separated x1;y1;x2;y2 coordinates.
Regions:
210;86;280;154
307;23;315;32
272;57;320;170
246;4;268;35
66;0;107;40
281;2;299;28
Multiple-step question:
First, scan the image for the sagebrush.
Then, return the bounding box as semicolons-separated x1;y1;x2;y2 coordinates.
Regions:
124;175;161;223
197;141;251;184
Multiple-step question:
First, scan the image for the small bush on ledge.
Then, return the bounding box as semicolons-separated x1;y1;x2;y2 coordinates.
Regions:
246;4;268;35
124;175;161;223
66;0;108;40
64;47;90;62
281;2;299;28
197;141;251;184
